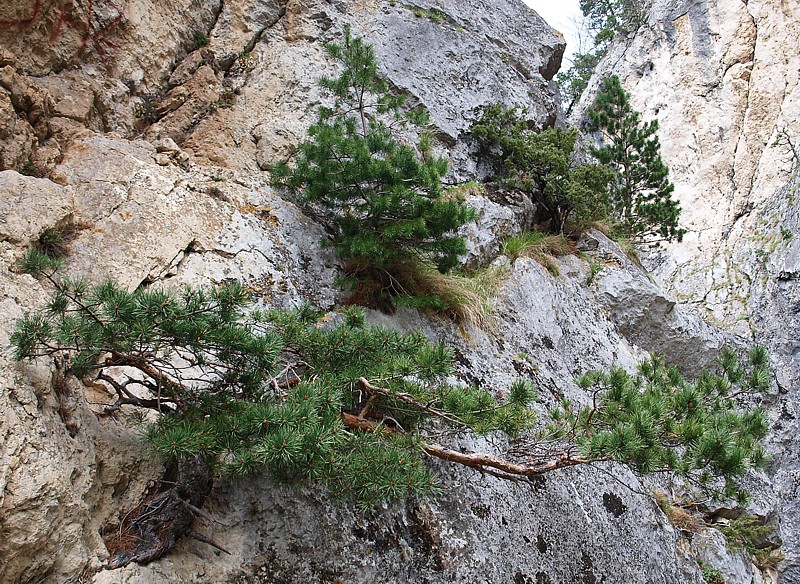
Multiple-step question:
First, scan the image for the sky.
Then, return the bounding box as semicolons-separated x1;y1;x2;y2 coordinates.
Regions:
522;0;583;66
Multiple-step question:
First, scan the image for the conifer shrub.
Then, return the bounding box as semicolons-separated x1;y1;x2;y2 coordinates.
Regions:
579;0;646;47
270;27;475;278
11;274;534;507
472;104;613;235
11;268;771;565
587;75;685;242
718;514;783;569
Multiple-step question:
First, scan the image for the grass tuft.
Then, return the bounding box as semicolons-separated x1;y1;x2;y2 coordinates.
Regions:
390;260;507;330
654;491;704;535
501;231;573;276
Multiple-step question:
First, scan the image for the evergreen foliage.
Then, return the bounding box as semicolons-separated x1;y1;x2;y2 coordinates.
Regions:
718;514;783;569
556;0;646;112
549;347;770;503
270;27;474;274
579;0;647;47
473;104;613;234
557;51;602;116
12;275;535;506
13;270;771;509
587;76;685;242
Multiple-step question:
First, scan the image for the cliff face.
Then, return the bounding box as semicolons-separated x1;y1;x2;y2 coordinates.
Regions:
0;0;783;582
576;0;800;579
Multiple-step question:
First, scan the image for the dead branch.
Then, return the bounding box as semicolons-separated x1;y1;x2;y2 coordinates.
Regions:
189;531;232;555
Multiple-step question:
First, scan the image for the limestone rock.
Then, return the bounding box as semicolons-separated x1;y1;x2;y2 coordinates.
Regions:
574;0;800;575
0;260;161;584
0;171;73;246
583;230;738;376
0;89;35;170
692;528;767;584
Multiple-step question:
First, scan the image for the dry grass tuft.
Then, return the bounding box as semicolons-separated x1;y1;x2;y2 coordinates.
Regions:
654;490;704;535
390;259;508;330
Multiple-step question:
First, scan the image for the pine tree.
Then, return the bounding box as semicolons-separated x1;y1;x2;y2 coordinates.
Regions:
579;0;647;47
587;75;685;242
270;27;474;274
557;0;646;111
472;104;613;234
12;262;769;564
557;50;603;116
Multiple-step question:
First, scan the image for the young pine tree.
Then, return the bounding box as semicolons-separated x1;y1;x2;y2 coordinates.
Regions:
270;27;474;274
587;75;685;242
473;104;613;234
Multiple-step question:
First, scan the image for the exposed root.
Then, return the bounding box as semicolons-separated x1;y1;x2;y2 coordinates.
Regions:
105;456;213;569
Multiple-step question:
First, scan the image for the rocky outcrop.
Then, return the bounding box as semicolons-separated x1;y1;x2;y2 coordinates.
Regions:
0;0;775;582
574;0;800;578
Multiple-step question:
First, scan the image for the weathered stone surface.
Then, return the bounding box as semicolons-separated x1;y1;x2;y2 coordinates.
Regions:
460;189;533;269
692;528;767;584
574;0;800;577
95;459;703;583
0;258;161;584
0;0;219;89
0;130;343;582
583;230;738;376
0;171;73;245
0;89;35;170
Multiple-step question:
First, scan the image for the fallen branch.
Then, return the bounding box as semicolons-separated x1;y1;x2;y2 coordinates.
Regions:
189;530;232;555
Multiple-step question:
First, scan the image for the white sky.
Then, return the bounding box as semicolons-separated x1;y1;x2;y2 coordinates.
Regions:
523;0;583;66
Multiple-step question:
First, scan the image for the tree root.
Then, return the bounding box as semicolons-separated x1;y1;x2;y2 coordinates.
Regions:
105;456;214;570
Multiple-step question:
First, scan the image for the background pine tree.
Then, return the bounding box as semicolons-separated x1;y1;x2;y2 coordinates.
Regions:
472;104;613;234
557;0;647;113
587;75;685;242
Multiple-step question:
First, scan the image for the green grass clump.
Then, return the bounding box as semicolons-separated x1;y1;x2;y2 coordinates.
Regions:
193;30;209;49
390;260;507;330
501;231;573;276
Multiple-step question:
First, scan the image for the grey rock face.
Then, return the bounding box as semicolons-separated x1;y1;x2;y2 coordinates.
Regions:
573;0;800;577
583;230;739;377
0;0;760;582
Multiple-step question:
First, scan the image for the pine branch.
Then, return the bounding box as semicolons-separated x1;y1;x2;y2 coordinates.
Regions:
341;407;597;482
358;377;466;427
421;443;598;479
